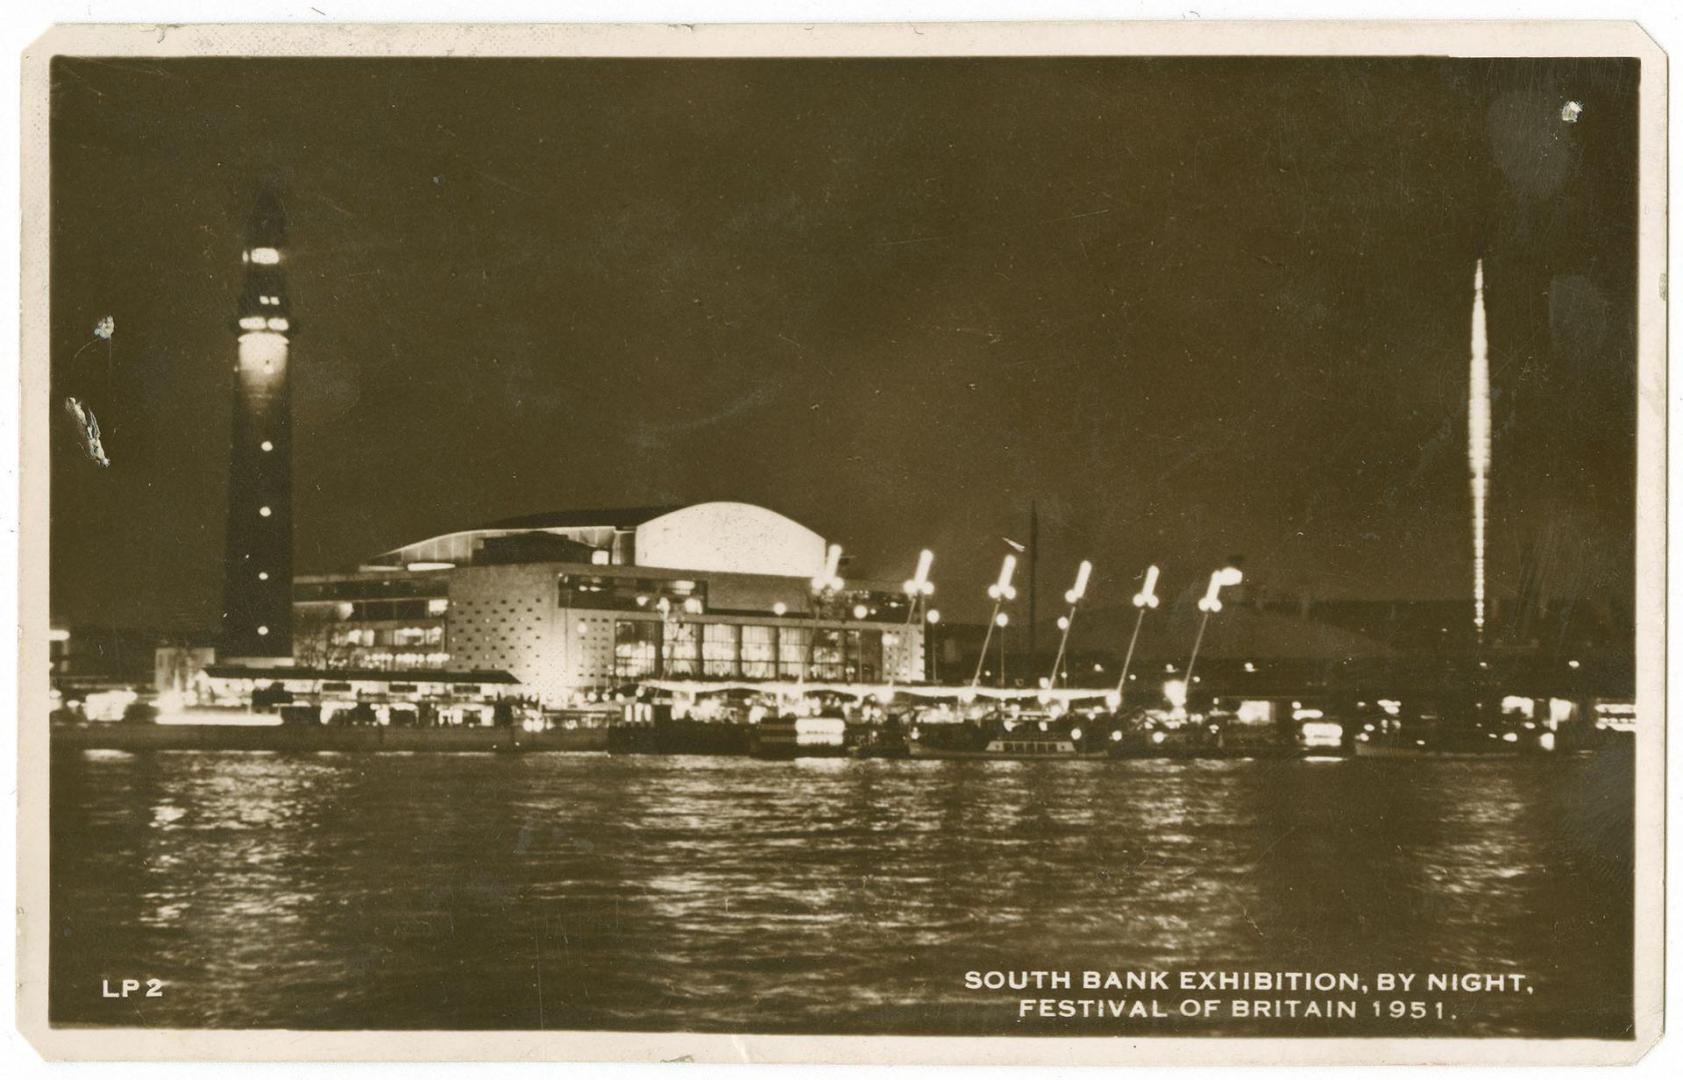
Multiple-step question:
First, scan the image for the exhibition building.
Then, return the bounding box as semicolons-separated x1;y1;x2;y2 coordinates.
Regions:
288;502;929;707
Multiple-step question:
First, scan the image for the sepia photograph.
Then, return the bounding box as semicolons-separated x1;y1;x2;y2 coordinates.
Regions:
14;19;1666;1065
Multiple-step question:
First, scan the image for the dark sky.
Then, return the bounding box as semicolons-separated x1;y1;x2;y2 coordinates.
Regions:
49;56;1640;630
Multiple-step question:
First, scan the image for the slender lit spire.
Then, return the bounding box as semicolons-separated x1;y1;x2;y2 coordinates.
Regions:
1469;259;1491;646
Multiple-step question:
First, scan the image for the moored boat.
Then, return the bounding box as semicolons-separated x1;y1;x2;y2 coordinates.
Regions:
1109;708;1223;758
749;714;849;759
606;715;753;755
847;722;910;758
907;711;1110;760
1350;705;1533;758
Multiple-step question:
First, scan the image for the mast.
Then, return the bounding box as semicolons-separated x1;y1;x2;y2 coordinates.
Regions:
1027;501;1039;675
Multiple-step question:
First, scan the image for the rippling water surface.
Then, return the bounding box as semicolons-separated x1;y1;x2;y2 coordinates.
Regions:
50;749;1633;1036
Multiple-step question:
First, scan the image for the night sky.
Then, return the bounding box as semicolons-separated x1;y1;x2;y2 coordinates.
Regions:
49;56;1640;631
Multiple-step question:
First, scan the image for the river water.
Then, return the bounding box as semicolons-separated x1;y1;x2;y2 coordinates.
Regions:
50;748;1633;1037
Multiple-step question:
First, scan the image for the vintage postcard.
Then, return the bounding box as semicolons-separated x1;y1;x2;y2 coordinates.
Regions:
14;20;1666;1065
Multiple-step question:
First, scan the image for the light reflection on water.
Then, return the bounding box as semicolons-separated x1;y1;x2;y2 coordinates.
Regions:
51;750;1632;1036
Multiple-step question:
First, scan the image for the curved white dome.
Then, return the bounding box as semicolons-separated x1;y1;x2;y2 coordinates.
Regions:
634;502;827;578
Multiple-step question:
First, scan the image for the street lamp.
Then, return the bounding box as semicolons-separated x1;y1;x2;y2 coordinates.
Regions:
1047;560;1092;689
805;543;845;682
892;548;936;684
903;548;935;604
1182;566;1242;694
902;547;936;626
810;542;844;594
926;607;941;681
1107;564;1160;711
970;553;1018;689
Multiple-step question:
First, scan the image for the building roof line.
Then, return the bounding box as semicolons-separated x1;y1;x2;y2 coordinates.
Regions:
476;505;683;531
205;665;521;684
363;505;691;566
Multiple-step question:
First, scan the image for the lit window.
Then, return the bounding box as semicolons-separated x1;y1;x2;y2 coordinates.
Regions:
260;440;274;451
259;506;272;517
257;625;270;636
239;316;267;330
248;247;280;265
427;599;449;615
267;317;289;332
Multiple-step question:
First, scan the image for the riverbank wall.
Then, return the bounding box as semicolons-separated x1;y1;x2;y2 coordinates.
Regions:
50;722;606;753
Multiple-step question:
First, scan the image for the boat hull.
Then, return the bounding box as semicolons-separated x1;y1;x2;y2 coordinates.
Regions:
51;720;606;753
1109;743;1311;760
907;738;1107;761
1353;741;1520;759
607;719;752;755
907;747;1109;761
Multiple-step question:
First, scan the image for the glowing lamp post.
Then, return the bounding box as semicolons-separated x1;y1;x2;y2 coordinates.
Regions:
886;548;936;684
902;547;936;632
925;607;942;681
1182;566;1242;695
903;548;935;605
811;543;845;594
1107;565;1160;711
1047;560;1092;689
970;553;1018;689
804;543;845;682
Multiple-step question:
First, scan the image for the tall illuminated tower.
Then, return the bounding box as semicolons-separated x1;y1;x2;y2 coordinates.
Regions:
1468;259;1491;647
221;186;294;658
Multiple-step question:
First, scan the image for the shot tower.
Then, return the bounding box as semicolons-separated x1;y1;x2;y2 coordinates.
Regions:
221;186;295;658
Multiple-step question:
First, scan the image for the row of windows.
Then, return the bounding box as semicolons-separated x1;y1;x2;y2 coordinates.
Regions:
995;741;1076;755
612;620;887;682
331;625;445;648
328;599;445;622
560;576;920;624
560;575;707;612
295;579;449;602
318;680;488;696
318;650;452;671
